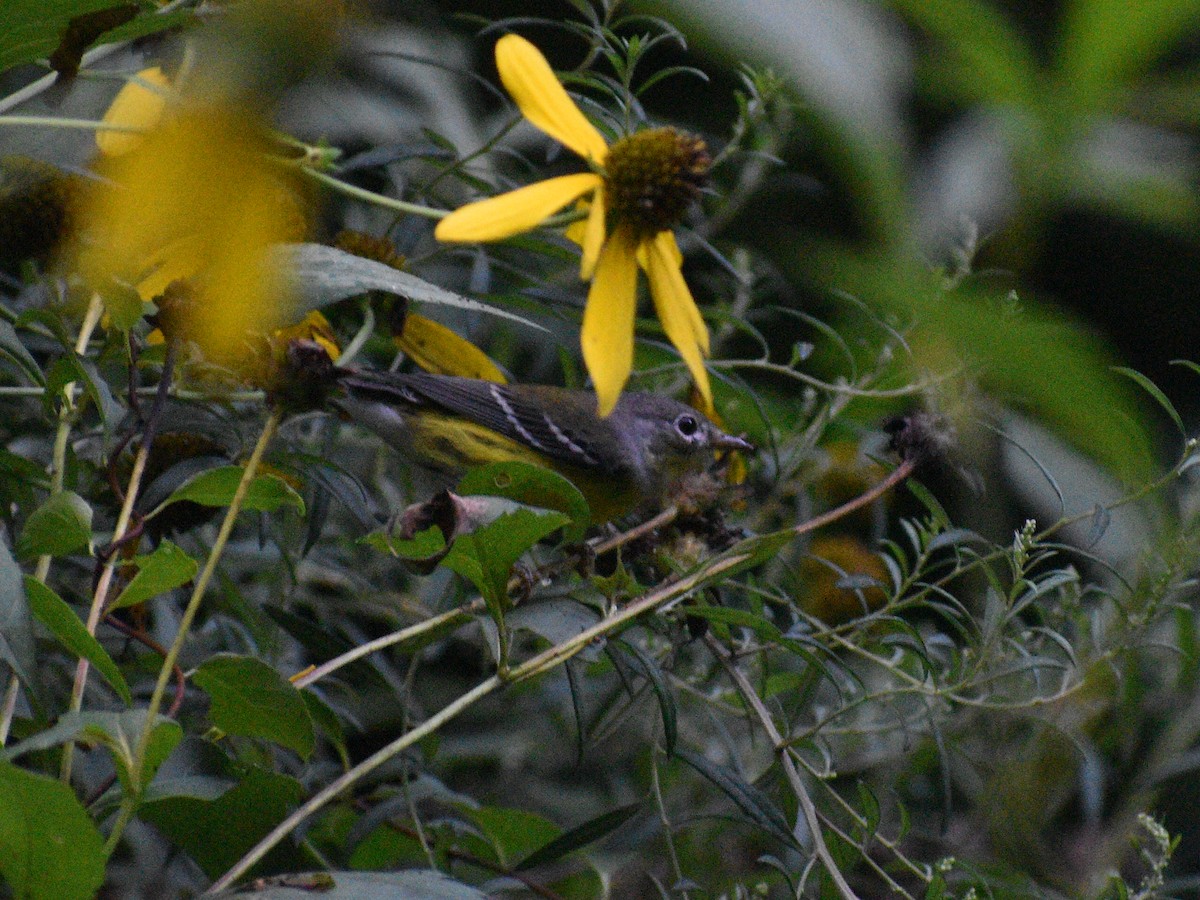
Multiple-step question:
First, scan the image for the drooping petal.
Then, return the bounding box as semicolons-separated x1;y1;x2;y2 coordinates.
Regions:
495;33;609;165
579;186;606;280
97;67;171;157
395;313;507;383
582;228;639;416
435;173;600;243
644;233;713;409
655;231;707;353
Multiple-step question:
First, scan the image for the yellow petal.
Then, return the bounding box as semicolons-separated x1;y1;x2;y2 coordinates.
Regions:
582;228;639;416
275;310;341;361
658;229;684;268
644;233;712;409
435;173;600;243
495;34;608;164
136;234;206;300
396;313;507;383
564;217;586;247
97;67;171;157
579;186;606;280
653;231;707;353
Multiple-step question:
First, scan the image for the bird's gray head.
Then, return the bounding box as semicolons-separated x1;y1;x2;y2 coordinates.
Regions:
611;392;755;489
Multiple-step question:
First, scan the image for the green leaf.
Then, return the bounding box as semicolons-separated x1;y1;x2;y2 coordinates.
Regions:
0;539;36;687
615;640;677;755
139;768;308;880
890;0;1038;106
0;319;44;386
0;760;105;900
97;279;145;332
458;461;590;542
24;577;131;704
193;654;315;758
109;540;198;610
274;243;547;331
16;491;92;559
301;690;347;767
442;507;570;618
515;802;641;871
150;466;305;518
363;525;446;563
466;806;560;868
675;748;800;850
1056;0;1200;110
681;605;783;642
0;0;191;75
1113;366;1185;439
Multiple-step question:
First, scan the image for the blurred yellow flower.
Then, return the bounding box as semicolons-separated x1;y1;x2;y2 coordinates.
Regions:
435;34;712;416
96;67;171;157
77;80;308;370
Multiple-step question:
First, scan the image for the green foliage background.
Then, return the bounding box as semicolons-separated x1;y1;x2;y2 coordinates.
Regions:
2;0;1200;897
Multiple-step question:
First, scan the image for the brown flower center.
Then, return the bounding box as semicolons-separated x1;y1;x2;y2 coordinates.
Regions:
603;127;709;239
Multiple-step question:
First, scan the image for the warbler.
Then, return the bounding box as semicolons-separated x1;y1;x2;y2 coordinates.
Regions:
335;368;754;523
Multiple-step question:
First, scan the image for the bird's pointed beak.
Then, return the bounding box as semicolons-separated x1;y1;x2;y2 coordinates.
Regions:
713;432;756;453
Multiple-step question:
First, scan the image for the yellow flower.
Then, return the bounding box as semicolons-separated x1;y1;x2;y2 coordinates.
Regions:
76;101;306;370
96;67;171;157
434;34;712;416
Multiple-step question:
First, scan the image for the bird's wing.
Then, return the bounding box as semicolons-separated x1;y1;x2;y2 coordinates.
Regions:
341;371;615;472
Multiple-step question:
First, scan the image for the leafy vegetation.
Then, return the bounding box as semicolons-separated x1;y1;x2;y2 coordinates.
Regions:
1;0;1199;897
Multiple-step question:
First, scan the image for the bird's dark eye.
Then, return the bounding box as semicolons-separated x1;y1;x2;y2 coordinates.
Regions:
675;414;700;437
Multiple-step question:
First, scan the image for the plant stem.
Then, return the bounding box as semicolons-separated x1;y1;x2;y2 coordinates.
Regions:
299;167;448;220
104;411;281;855
36;293;104;582
0;116;141;132
293;507;681;690
704;634;860;900
291;601;481;689
207;673;503;892
62;342;178;782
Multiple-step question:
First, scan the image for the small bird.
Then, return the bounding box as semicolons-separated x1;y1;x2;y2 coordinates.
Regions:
335;368;754;523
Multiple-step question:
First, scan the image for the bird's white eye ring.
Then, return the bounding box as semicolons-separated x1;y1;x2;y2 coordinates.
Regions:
675;414;700;437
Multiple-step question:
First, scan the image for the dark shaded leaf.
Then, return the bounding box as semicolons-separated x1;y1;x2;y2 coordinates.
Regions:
675;748;799;850
615;639;677;755
0;319;44;386
515;802;642;871
1113;365;1184;438
139;768;309;879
